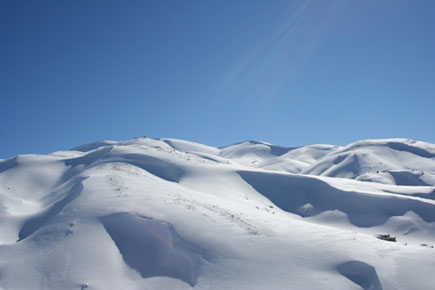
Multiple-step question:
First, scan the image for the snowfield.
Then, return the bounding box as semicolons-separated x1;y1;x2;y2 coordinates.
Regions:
0;137;434;290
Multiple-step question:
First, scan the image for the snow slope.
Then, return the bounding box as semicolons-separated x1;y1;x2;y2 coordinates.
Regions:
0;137;434;290
214;138;435;187
302;139;435;186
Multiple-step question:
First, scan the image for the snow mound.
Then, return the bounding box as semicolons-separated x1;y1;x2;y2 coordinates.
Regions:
239;170;435;227
18;178;85;241
101;213;202;287
302;139;435;186
219;140;296;167
337;261;383;290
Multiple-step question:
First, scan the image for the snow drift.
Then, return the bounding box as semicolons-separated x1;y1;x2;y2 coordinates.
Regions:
101;213;202;286
0;137;434;289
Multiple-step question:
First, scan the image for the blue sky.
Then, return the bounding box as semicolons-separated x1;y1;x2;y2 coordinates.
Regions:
1;0;434;158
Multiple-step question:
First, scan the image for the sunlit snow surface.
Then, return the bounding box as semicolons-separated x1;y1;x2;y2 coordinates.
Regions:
101;212;202;286
0;137;434;289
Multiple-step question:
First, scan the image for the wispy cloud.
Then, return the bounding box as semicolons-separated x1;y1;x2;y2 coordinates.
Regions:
212;0;410;106
213;0;327;104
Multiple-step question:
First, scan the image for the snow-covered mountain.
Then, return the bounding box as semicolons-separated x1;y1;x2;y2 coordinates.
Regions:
0;137;434;290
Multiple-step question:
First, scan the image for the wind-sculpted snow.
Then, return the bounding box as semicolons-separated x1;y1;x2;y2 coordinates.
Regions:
302;139;435;185
239;171;435;227
65;147;184;182
65;146;114;167
101;213;203;287
66;137;435;186
18;177;86;241
0;137;434;289
71;140;117;152
219;140;297;167
386;141;434;159
388;170;429;186
337;261;383;290
0;157;18;173
220;140;295;157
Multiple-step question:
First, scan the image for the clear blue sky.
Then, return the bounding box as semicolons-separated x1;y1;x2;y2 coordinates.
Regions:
1;0;434;158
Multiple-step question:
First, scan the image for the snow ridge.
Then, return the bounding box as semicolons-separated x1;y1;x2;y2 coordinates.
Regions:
0;137;434;289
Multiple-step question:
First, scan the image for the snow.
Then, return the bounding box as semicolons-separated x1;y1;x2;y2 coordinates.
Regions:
336;261;383;290
301;139;435;186
0;137;434;289
101;213;202;287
